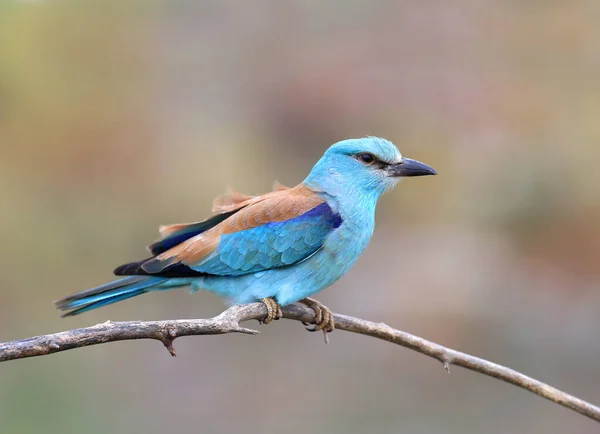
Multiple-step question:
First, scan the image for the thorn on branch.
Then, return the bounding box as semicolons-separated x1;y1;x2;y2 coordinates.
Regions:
161;326;178;357
440;354;452;373
164;341;177;357
234;327;260;335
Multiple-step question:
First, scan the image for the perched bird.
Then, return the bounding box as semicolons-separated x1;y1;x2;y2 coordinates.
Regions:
55;137;436;339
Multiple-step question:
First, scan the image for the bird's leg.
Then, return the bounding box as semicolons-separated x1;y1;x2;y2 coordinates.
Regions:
260;297;283;325
299;297;335;343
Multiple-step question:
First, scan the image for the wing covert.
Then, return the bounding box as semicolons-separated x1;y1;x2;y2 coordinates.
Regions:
127;184;341;278
188;203;341;276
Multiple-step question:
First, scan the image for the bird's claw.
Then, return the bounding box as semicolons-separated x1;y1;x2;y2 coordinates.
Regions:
260;297;283;325
299;297;335;343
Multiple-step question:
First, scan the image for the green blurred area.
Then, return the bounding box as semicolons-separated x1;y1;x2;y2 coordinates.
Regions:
1;1;599;433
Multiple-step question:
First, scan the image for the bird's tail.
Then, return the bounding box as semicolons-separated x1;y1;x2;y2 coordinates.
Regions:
55;276;168;317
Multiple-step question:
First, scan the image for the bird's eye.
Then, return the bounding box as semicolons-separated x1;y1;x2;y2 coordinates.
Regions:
357;153;376;165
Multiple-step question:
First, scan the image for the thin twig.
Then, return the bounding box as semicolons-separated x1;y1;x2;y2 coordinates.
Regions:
0;303;598;423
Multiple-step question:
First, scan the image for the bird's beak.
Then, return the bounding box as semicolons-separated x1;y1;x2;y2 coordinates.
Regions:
387;158;438;177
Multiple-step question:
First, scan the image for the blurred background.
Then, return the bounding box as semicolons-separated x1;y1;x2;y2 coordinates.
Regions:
1;1;599;433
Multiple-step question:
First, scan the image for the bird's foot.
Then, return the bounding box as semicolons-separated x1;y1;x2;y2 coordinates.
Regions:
299;297;335;343
260;297;283;325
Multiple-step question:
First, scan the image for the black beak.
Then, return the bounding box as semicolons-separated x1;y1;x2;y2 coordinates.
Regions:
387;158;437;177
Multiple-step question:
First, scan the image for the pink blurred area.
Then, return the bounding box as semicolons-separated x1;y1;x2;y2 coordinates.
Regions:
1;2;599;433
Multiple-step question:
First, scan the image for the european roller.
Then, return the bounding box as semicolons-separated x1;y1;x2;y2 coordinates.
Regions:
56;137;436;338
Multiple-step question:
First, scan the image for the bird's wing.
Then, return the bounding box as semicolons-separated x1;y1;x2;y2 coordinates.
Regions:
148;183;292;256
116;185;341;277
148;211;239;256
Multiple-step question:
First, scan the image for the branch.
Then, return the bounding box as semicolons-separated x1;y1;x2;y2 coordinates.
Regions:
1;303;599;423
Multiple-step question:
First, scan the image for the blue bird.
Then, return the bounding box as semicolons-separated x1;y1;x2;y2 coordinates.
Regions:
55;137;437;337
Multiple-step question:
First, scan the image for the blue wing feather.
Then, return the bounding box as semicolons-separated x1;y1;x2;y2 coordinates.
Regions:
188;203;341;276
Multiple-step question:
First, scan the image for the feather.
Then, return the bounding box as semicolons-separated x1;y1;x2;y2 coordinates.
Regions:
114;184;340;278
54;276;167;317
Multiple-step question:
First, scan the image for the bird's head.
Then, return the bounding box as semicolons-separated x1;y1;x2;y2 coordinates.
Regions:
305;137;437;198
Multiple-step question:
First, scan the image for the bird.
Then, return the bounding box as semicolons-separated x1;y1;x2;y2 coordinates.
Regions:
55;137;437;340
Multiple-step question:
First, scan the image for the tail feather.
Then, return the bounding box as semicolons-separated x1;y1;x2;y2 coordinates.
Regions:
55;276;166;317
59;289;153;317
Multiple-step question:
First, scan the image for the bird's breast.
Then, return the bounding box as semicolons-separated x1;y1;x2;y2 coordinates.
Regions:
323;206;375;267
